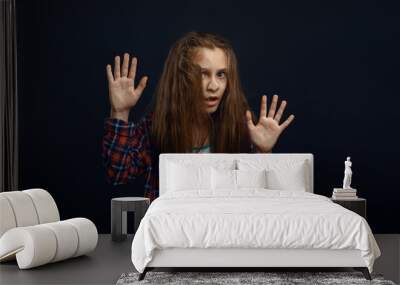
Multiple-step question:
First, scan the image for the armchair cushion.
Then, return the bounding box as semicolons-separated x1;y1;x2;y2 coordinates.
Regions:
0;189;97;269
0;218;97;269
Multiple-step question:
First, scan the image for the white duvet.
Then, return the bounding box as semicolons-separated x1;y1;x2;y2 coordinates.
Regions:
131;189;381;273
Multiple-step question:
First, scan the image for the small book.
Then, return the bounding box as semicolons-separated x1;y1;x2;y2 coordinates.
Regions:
332;192;357;197
332;194;359;200
333;188;357;193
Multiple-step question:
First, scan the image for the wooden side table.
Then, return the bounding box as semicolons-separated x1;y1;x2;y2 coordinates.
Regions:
331;197;367;219
111;197;150;242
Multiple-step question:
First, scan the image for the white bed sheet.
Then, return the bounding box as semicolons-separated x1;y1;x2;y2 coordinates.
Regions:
131;189;381;273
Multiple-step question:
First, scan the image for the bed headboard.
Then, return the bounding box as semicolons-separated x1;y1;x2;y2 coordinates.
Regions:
159;153;314;196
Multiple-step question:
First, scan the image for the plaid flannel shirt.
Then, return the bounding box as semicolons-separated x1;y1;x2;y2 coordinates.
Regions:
102;111;260;202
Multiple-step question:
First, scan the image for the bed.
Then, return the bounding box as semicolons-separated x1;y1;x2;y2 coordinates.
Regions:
131;153;381;281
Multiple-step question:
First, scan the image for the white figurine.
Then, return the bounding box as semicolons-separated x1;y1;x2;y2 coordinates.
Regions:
342;156;353;189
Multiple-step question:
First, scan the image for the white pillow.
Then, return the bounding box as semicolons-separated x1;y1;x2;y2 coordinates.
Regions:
211;168;268;190
266;167;306;191
211;168;237;190
236;169;268;188
167;162;212;191
237;159;308;191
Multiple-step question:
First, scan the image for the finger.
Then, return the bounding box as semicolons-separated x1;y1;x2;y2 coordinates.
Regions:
280;114;295;131
121;53;130;77
114;56;121;79
106;64;114;83
128;57;138;81
274;100;287;124
259;95;267;119
268;94;278;118
135;76;148;96
246;110;255;130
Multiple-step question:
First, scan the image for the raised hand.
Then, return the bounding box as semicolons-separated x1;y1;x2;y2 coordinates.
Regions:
106;53;148;120
246;95;295;153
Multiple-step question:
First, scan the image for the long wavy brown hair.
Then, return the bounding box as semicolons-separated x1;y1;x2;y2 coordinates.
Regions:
149;31;255;154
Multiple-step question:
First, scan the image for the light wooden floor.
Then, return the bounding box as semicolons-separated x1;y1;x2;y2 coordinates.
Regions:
0;234;398;285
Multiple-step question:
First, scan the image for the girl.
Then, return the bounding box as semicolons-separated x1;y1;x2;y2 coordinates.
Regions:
102;31;295;201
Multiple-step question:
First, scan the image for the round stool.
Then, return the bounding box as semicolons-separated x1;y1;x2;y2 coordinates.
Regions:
111;197;150;242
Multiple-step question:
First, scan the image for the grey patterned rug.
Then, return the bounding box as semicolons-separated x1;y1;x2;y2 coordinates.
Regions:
116;271;397;285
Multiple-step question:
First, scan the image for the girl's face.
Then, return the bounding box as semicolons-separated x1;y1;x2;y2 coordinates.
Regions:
193;47;228;114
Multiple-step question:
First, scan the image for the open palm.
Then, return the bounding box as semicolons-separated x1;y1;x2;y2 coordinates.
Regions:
246;95;295;153
106;53;148;113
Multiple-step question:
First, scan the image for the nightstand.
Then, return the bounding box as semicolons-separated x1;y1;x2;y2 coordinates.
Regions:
111;197;150;242
331;198;367;219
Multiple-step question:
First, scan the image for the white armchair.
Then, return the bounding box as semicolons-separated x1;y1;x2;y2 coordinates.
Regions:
0;188;98;269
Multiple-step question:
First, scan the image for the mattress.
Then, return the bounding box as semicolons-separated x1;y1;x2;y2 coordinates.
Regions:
131;189;381;273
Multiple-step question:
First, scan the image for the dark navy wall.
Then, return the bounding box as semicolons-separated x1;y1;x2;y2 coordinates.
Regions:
17;0;400;233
